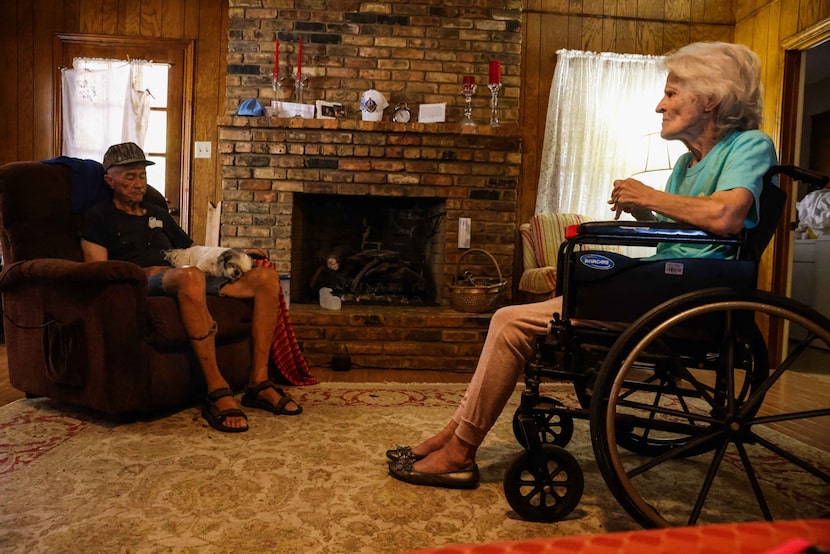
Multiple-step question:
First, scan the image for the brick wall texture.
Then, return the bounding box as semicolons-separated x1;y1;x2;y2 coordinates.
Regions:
226;0;521;123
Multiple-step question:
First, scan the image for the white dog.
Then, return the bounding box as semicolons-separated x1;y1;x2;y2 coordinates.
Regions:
163;246;254;281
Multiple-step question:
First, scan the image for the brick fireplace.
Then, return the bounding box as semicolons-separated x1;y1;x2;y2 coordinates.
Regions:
217;1;524;371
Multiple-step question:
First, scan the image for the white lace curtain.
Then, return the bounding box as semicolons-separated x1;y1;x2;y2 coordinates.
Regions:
536;50;680;219
61;58;153;161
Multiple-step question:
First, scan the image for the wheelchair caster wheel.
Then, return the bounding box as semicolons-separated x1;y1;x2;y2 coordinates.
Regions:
511;397;574;448
503;444;584;522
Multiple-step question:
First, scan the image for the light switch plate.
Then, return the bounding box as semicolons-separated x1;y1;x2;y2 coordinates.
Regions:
458;217;471;249
194;141;212;158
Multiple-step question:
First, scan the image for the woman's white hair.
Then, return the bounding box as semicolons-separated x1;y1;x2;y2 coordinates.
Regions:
664;42;763;138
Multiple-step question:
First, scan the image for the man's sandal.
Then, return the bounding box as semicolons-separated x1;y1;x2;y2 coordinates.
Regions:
201;388;249;433
241;379;303;416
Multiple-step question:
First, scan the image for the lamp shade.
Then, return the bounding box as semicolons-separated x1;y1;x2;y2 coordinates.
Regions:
630;132;686;188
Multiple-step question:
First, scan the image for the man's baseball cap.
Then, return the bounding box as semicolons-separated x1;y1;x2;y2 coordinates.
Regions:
237;98;265;116
103;142;155;171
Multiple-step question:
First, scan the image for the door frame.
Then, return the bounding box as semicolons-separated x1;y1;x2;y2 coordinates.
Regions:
773;20;830;362
53;33;195;232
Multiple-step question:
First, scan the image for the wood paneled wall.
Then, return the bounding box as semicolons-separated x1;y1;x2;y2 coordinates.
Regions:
735;0;830;160
0;0;228;245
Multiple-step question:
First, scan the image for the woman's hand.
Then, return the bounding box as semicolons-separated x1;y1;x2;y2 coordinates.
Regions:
608;178;655;219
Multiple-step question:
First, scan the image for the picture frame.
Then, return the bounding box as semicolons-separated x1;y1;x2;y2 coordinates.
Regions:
316;100;346;119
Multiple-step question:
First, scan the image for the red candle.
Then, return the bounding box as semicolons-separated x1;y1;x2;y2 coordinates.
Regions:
297;36;303;78
463;75;474;85
274;39;280;79
489;60;501;84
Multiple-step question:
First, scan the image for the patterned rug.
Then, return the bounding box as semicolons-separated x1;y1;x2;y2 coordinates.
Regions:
0;382;826;553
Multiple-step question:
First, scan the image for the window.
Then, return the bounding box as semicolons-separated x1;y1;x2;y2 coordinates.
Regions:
536;50;685;220
63;58;170;198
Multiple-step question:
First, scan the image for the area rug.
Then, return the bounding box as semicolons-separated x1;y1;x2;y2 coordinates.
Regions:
0;382;826;553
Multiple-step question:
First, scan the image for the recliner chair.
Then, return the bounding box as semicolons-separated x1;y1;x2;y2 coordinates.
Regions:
0;160;255;415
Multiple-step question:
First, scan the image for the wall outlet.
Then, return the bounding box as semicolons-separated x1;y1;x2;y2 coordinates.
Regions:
458;217;471;249
194;141;211;158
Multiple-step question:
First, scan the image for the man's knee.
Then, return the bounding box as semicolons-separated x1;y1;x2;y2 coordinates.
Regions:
246;265;279;291
165;266;208;294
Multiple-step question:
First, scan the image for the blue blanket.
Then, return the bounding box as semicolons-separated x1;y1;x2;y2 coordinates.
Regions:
42;156;112;214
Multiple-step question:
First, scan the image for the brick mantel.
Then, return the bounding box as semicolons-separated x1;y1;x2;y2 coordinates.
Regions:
218;115;522;302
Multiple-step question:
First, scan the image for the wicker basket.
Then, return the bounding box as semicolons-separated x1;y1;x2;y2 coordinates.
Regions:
449;248;508;313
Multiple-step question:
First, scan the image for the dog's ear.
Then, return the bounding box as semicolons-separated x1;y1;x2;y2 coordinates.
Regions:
217;248;234;268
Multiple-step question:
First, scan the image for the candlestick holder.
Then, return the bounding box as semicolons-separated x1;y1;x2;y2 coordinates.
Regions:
293;73;308;106
272;73;291;92
487;83;502;127
461;82;477;126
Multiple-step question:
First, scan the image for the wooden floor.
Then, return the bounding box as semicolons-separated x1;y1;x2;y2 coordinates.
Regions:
1;338;827;452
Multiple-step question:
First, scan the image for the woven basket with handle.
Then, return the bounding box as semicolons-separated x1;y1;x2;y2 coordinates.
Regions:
449;248;507;313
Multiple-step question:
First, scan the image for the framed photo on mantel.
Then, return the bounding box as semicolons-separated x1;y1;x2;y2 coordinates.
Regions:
316;100;346;119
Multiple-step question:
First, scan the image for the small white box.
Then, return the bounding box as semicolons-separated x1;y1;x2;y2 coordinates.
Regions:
270;101;315;119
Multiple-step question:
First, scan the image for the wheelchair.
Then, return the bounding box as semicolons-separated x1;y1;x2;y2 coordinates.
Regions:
504;165;830;527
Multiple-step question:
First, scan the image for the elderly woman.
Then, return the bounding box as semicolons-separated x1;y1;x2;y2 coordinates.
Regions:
386;41;778;489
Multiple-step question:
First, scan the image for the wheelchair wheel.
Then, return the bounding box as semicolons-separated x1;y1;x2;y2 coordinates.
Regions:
613;321;768;458
590;288;830;528
511;397;574;448
503;444;584;522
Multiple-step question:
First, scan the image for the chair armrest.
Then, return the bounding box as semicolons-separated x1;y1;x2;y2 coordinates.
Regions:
518;223;539;270
0;259;147;290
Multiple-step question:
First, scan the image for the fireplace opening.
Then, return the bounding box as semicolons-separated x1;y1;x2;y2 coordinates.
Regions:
291;194;446;305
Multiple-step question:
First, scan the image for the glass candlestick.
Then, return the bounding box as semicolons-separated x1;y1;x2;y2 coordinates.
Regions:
272;73;291;93
294;73;307;106
461;81;477;126
487;83;502;127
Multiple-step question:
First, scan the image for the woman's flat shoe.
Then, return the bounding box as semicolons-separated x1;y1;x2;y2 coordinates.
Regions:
385;445;426;462
387;458;479;489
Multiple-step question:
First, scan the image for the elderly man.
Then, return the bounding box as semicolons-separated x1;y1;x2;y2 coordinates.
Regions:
81;142;301;433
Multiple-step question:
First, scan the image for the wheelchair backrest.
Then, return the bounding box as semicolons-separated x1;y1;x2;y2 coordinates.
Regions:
740;168;787;262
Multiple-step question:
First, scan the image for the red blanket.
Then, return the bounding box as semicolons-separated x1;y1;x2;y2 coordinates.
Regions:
254;259;318;386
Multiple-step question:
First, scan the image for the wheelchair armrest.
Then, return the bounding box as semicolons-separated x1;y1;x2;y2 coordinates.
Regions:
568;221;744;248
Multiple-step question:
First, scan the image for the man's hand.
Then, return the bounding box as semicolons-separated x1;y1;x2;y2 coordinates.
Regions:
244;248;269;260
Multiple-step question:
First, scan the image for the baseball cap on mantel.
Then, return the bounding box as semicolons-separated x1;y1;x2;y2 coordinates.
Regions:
103;142;156;171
